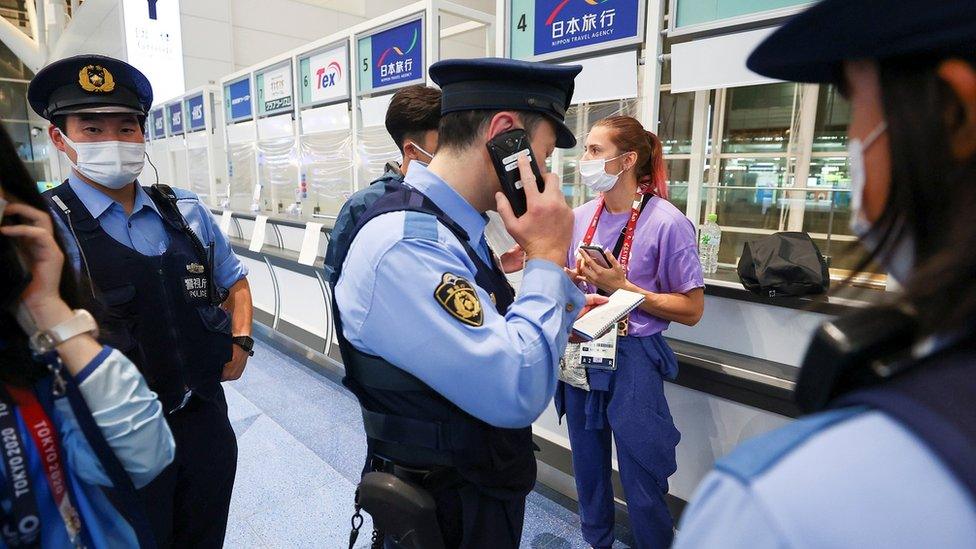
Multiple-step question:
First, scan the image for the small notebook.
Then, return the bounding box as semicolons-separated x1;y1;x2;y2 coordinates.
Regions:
572;289;645;341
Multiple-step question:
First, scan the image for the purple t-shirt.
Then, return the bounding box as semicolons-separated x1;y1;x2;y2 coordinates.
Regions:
567;196;704;337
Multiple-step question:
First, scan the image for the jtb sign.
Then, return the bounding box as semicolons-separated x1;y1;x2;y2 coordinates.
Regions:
509;0;642;61
358;17;424;95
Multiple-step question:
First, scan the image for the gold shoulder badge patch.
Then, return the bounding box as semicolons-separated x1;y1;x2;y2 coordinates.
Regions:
434;273;483;327
78;65;116;93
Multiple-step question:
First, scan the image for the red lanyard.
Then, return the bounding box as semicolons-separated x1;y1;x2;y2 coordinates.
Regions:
581;191;645;273
6;385;84;545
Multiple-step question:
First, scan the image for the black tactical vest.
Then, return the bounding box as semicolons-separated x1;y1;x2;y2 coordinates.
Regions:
327;180;537;500
45;183;232;411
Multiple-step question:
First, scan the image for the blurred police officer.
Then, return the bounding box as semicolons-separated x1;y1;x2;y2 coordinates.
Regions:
675;2;976;547
29;54;254;548
324;84;441;286
329;58;606;547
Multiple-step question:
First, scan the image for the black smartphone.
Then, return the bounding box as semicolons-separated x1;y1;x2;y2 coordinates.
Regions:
579;244;611;269
0;206;32;311
486;129;544;217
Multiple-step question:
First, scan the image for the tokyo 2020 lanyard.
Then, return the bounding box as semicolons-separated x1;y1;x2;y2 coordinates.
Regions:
581;191;649;274
5;385;84;548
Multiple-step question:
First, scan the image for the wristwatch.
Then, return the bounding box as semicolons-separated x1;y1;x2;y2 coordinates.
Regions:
232;335;255;357
29;309;99;354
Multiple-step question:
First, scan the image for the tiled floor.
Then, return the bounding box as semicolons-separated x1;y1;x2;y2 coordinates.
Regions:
222;338;635;548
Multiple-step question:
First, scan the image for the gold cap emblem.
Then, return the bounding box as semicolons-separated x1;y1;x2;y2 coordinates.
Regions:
78;65;116;93
434;273;483;327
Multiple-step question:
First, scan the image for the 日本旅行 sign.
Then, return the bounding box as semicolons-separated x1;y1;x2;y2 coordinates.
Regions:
300;42;350;107
508;0;643;62
257;62;295;117
151;107;166;139
186;93;206;132
357;16;424;95
167;102;184;135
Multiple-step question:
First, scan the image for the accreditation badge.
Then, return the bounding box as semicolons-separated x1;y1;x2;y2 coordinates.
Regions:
580;329;618;371
559;343;589;390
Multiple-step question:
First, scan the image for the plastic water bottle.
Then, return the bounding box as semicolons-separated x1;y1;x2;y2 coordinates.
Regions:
699;213;721;274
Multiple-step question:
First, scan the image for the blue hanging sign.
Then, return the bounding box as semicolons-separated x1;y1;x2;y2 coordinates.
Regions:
151;107;166;139
186;93;206;132
167;102;184;135
357;16;424;95
224;76;253;123
508;0;644;62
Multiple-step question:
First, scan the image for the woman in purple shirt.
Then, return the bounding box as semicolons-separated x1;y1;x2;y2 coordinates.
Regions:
556;116;704;548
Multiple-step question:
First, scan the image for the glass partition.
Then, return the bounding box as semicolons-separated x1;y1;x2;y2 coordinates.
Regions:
187;147;211;201
228;143;256;211
356;124;399;189
302;129;355;217
256;137;299;216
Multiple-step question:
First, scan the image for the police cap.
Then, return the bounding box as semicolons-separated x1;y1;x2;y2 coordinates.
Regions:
748;0;976;84
429;57;582;148
28;54;153;121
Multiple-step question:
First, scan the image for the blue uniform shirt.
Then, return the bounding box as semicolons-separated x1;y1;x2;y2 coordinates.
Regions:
674;409;976;548
335;164;585;429
55;174;247;289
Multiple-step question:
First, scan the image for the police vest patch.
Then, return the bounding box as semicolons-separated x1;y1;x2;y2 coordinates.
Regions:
434;273;483;327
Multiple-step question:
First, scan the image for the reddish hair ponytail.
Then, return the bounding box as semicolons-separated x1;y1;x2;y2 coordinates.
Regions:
593;116;669;200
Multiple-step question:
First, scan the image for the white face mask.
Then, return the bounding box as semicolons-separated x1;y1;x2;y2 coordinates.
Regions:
579;154;625;193
410;142;435;167
848;120;887;236
848;120;915;283
59;132;146;190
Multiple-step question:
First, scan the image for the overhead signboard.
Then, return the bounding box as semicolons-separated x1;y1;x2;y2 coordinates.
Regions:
185;93;206;132
256;62;295;117
357;15;425;95
224;76;253;123
167;102;184;136
299;41;350;107
122;0;185;102
151;107;166;139
508;0;644;62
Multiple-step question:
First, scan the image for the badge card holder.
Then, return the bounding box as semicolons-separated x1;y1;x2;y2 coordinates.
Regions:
559;343;589;390
580;329;618;371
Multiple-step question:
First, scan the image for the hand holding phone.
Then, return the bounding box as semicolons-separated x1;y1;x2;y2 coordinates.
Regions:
0;202;67;328
487;129;544;217
494;143;574;268
579;245;611;269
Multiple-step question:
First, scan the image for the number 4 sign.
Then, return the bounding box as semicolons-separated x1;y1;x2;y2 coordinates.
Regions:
508;0;643;62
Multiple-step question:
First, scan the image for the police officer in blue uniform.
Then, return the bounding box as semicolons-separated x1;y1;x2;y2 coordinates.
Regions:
28;55;254;548
674;2;976;546
329;58;605;547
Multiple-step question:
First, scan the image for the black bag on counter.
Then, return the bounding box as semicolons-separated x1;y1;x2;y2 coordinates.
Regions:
736;232;830;297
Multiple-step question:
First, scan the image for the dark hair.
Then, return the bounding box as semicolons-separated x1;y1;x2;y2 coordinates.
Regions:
593;116;668;199
437;109;548;152
857;54;976;336
385;86;442;153
0;125;88;385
